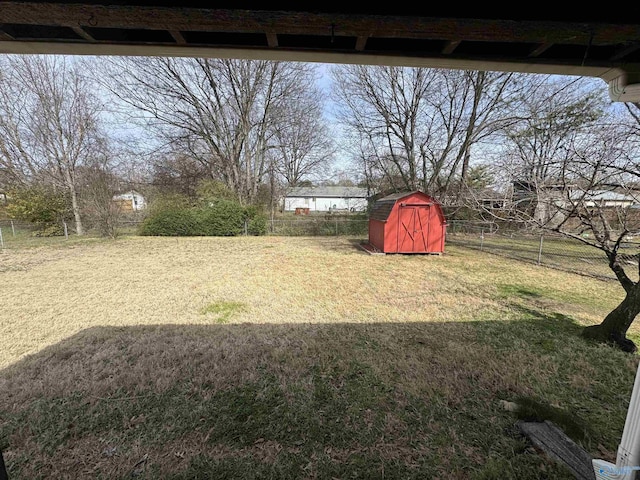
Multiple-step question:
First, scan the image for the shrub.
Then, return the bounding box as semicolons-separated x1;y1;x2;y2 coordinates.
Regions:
247;212;267;235
138;194;268;237
6;185;70;230
243;205;267;236
195;180;236;203
32;224;65;237
197;200;245;236
138;208;202;236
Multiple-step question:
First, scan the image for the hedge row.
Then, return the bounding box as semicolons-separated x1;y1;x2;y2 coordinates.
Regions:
138;199;267;237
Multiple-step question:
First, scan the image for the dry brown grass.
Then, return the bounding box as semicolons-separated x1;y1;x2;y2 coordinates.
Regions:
0;236;626;369
0;236;636;479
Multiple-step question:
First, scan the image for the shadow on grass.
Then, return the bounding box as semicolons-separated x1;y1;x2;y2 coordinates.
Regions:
506;304;585;335
0;319;636;480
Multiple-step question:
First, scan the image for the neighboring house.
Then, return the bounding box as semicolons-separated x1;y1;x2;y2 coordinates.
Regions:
571;189;640;208
512;180;640;229
112;190;146;211
283;186;370;212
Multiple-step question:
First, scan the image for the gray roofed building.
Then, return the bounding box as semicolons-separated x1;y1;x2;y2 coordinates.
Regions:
286;186;369;198
283;186;370;212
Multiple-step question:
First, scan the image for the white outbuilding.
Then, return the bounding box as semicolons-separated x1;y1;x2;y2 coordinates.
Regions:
283;186;369;213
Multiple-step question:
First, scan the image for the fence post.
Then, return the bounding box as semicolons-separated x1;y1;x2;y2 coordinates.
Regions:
63;221;68;240
0;227;4;249
244;219;248;236
10;220;15;237
480;228;484;251
537;234;544;265
335;217;338;236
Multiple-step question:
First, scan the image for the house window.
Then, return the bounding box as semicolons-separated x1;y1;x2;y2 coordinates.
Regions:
304;198;309;205
312;197;316;202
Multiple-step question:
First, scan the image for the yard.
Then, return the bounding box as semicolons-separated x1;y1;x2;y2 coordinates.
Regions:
0;235;638;479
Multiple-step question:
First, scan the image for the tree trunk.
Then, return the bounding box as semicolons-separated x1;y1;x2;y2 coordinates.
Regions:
69;184;84;236
582;283;640;353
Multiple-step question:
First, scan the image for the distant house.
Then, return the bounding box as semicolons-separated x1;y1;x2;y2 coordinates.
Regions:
283;186;369;212
112;190;146;211
571;189;640;208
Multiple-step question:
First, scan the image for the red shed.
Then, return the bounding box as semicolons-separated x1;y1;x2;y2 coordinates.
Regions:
368;191;447;254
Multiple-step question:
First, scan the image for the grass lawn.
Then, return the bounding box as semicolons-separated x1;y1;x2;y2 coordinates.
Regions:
0;235;638;479
447;232;640;282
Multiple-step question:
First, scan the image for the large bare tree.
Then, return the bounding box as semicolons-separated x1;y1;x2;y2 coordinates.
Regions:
100;57;325;204
331;65;518;198
0;55;106;234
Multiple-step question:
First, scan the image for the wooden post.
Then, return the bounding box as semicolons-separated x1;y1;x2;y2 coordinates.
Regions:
537;234;544;265
244;220;248;236
10;220;15;237
0;227;4;249
335;217;338;236
480;228;484;251
63;221;68;239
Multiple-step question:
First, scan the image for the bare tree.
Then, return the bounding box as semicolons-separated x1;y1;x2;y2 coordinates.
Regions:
100;57;322;205
475;77;640;351
332;65;434;193
332;66;518;198
270;88;334;187
80;162;123;238
0;55;107;235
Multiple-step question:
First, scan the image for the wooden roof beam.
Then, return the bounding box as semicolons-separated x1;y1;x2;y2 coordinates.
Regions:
1;3;635;46
71;25;95;42
169;29;185;44
266;31;278;48
442;40;461;54
0;26;14;41
610;43;640;61
355;35;368;51
529;43;553;57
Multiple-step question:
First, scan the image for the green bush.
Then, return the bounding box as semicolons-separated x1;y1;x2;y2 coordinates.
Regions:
247;212;267;235
197;200;245;236
6;185;70;228
138;208;202;236
33;224;65;237
243;205;267;236
138;197;268;237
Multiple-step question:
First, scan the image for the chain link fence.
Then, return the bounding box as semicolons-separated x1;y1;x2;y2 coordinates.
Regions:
4;215;637;284
0;215;370;248
0;219;77;249
268;216;368;236
446;220;640;282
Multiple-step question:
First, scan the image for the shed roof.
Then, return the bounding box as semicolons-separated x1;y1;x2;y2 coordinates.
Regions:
286;186;369;198
376;190;423;202
370;190;437;222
